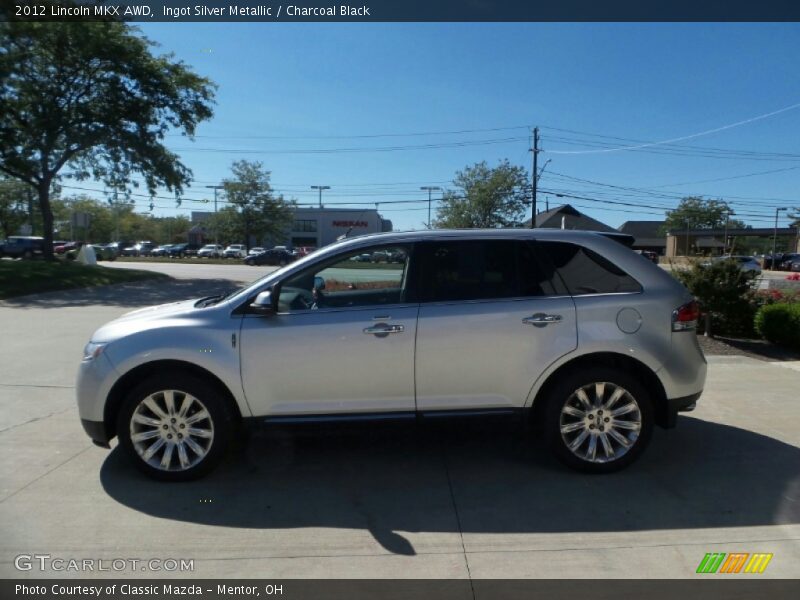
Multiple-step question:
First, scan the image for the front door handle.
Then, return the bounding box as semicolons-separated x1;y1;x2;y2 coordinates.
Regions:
522;313;563;326
363;324;405;336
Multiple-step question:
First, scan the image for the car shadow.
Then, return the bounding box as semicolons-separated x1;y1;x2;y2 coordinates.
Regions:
100;417;800;555
0;278;246;309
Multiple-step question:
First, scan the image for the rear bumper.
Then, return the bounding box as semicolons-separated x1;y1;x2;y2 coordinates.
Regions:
664;391;702;428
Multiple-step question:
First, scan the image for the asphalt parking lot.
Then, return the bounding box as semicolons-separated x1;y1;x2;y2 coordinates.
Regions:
1;268;799;580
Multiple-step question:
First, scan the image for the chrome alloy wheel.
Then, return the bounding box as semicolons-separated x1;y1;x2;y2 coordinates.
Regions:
129;390;215;471
559;382;642;464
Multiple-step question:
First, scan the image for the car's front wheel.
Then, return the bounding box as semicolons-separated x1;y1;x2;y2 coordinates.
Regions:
117;374;234;481
544;368;653;473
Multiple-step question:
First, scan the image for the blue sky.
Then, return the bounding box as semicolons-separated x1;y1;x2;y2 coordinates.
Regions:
71;23;800;230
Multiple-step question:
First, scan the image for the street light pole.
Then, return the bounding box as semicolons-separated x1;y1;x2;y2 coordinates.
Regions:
772;207;788;270
205;185;224;247
311;185;330;209
420;186;441;229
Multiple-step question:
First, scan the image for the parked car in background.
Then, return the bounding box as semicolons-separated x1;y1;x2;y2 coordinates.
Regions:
197;244;224;258
54;241;83;255
163;243;195;258
370;250;391;263
224;244;247;259
1;236;45;259
66;244;116;262
779;253;800;271
150;244;174;257
248;247;265;256
121;241;155;257
106;241;134;257
762;253;785;270
635;250;659;264
295;246;317;257
713;255;762;274
244;248;295;266
789;258;800;272
77;229;707;480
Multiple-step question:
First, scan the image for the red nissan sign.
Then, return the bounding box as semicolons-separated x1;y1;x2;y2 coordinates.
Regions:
332;220;368;228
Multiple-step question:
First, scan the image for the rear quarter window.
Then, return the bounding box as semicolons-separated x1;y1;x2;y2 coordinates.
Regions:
539;241;641;295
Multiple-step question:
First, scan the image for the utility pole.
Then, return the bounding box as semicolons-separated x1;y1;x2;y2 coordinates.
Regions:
311;185;330;209
529;127;539;228
420;186;441;229
685;220;690;257
723;208;734;255
205;185;224;247
772;207;788;270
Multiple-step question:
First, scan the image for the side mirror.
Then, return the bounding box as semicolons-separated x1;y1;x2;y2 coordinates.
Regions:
313;276;326;291
249;290;275;315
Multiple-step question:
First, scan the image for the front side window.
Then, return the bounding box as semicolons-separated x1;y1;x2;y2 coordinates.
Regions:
277;245;410;312
416;240;554;303
539;241;641;295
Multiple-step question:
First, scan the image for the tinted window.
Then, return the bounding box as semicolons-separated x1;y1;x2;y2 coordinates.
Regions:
539;241;641;295
417;240;554;302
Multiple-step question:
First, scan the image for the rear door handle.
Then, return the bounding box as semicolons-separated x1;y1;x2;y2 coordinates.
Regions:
363;324;405;335
522;313;563;326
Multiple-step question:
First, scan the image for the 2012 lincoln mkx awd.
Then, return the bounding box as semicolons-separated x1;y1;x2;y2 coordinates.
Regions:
77;229;706;480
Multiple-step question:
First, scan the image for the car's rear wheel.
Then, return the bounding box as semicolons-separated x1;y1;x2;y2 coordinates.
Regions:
117;374;234;481
544;367;653;473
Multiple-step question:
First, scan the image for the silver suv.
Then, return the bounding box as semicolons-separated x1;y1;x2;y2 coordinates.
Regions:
77;230;706;480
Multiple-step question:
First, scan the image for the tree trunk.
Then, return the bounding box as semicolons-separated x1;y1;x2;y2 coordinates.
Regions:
38;180;55;260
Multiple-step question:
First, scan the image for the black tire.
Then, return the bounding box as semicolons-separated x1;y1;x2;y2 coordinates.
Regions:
23;250;33;260
116;373;236;481
543;367;653;474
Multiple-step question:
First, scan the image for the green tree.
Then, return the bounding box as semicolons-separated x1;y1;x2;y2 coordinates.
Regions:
0;14;215;258
205;206;242;245
221;161;294;249
50;195;116;241
153;215;192;243
663;197;745;232
434;160;529;229
0;178;29;238
673;260;758;336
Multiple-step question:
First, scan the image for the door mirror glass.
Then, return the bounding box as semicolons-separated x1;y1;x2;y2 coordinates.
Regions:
250;290;274;314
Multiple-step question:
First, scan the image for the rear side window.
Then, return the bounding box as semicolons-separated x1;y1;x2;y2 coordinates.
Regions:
538;241;641;295
416;240;555;302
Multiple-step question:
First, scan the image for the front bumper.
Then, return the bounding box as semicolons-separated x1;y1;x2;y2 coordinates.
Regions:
76;351;118;444
81;419;111;448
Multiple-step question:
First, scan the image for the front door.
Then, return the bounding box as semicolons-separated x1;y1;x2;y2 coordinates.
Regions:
239;244;418;417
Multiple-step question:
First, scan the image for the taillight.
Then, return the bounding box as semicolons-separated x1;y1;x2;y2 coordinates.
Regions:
672;300;700;332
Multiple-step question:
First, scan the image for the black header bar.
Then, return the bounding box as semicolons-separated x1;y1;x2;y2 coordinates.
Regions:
4;0;800;22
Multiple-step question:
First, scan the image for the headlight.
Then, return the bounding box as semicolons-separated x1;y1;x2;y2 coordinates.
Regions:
82;342;107;361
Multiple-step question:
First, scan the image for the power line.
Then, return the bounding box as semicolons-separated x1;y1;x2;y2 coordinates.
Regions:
168;136;529;155
168;125;532;141
540;125;800;160
543;102;800;155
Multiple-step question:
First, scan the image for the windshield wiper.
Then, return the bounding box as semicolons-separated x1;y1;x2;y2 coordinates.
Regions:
195;288;242;308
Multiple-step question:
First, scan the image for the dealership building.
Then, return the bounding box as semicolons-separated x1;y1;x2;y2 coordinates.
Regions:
282;207;392;248
190;207;392;249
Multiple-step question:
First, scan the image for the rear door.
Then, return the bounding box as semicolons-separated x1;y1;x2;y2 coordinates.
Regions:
414;239;577;411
